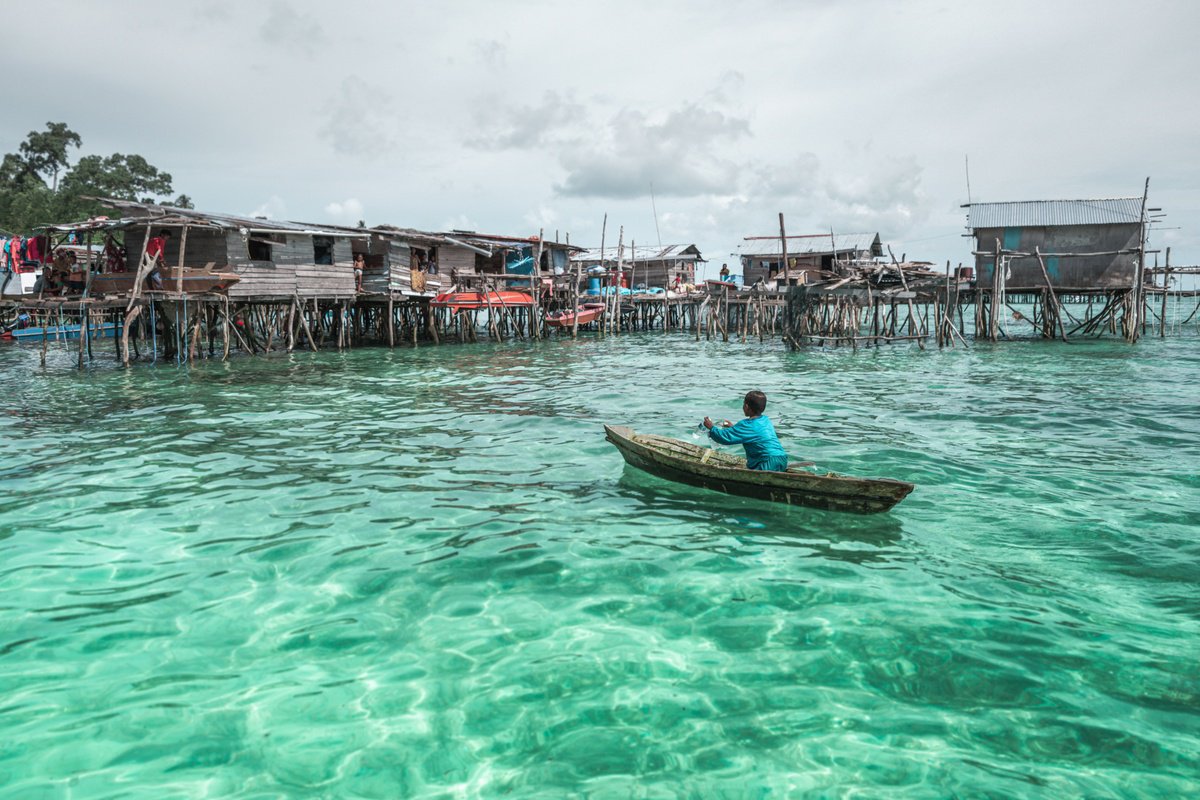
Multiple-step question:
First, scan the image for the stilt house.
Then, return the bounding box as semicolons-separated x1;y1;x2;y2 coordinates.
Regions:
964;198;1145;290
571;244;704;288
738;233;883;285
98;199;362;299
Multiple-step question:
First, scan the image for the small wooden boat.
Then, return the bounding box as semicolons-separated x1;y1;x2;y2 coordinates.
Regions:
2;322;118;342
545;302;605;328
604;425;914;514
431;290;534;311
90;267;241;296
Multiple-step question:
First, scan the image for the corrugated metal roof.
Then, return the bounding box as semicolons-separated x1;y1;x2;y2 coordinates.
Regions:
737;233;880;258
966;198;1143;229
96;198;366;237
571;244;703;263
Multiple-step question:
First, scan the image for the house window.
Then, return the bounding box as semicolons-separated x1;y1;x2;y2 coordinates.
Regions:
314;236;334;265
248;238;272;261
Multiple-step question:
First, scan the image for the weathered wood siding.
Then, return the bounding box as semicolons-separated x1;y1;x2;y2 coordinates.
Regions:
439;245;476;277
222;233;354;298
631;261;696;288
743;256;825;286
125;227;228;269
974;223;1140;289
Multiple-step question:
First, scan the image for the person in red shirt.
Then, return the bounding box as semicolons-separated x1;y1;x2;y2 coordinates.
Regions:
145;229;171;290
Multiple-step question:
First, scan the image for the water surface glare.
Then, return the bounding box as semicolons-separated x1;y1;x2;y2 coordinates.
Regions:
1;335;1198;798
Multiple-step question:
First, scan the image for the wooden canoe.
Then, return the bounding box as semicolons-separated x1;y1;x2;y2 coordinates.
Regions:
545;303;605;327
604;425;914;514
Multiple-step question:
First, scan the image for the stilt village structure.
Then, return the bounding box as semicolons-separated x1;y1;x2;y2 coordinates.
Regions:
2;181;1198;368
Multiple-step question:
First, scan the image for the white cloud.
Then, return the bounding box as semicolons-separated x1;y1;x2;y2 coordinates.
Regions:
324;198;365;223
246;195;287;219
441;214;479;232
319;77;396;158
259;1;324;52
3;0;1196;271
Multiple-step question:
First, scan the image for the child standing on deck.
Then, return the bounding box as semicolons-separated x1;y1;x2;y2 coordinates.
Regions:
703;390;789;471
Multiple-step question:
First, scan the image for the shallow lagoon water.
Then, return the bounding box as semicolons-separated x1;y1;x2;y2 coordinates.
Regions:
1;334;1198;798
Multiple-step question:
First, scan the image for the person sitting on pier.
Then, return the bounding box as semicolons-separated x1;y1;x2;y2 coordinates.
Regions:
64;251;85;295
145;229;171;291
703;390;789;471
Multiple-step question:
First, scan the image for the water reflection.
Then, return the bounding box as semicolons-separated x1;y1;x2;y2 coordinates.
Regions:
615;466;903;563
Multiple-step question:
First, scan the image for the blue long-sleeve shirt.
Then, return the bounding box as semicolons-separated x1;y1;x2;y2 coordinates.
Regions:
708;415;789;471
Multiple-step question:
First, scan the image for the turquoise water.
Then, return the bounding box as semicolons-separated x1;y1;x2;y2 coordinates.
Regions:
1;334;1198;798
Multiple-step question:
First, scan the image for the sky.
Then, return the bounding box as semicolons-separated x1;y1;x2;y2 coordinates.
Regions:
5;0;1199;280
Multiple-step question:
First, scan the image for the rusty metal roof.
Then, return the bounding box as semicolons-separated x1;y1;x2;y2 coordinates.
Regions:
81;198;369;237
45;198;583;250
570;244;703;263
965;198;1143;229
737;232;881;258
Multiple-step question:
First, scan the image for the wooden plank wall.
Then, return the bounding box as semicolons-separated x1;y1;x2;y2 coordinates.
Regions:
439;245;476;278
125;227;228;269
222;233;354;298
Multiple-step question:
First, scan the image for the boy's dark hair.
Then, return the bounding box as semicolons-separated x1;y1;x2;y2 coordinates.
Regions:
744;390;767;416
159;229;172;238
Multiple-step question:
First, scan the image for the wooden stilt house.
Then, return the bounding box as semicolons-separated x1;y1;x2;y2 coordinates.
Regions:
97;199;363;299
964;198;1146;290
738;233;883;286
571;244;704;289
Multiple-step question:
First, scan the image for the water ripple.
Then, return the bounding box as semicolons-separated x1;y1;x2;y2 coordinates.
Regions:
0;335;1198;796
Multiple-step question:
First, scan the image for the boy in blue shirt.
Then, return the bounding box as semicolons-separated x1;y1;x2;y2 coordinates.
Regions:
703;390;789;471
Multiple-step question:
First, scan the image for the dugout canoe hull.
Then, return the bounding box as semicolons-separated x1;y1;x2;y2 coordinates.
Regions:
604;425;914;514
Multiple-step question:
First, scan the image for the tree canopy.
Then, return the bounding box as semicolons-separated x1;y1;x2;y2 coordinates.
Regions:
0;122;188;234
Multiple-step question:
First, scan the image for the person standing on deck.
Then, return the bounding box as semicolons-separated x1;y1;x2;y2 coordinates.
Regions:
703;390;789;471
353;253;365;292
145;229;170;290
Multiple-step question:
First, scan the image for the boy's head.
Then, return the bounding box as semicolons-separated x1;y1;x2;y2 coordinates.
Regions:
743;390;767;417
160;229;172;239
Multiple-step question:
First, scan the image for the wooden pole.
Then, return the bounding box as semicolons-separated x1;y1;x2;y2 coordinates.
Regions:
779;213;789;286
1033;246;1068;342
286;297;297;351
175;225;189;295
533;229;544;341
1131;176;1150;342
571;251;582;339
387;295;395;347
1160;247;1171;337
888;245;924;349
990;238;1002;341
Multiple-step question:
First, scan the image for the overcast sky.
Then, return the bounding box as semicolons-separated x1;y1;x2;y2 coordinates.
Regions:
6;0;1198;277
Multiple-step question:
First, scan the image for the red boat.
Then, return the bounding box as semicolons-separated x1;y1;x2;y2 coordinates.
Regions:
431;290;534;311
545;303;605;328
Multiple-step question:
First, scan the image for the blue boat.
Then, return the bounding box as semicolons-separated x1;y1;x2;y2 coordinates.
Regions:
2;321;118;342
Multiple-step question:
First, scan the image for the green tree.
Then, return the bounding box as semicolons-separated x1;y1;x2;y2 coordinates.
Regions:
59;154;172;202
18;122;81;191
0;124;183;233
